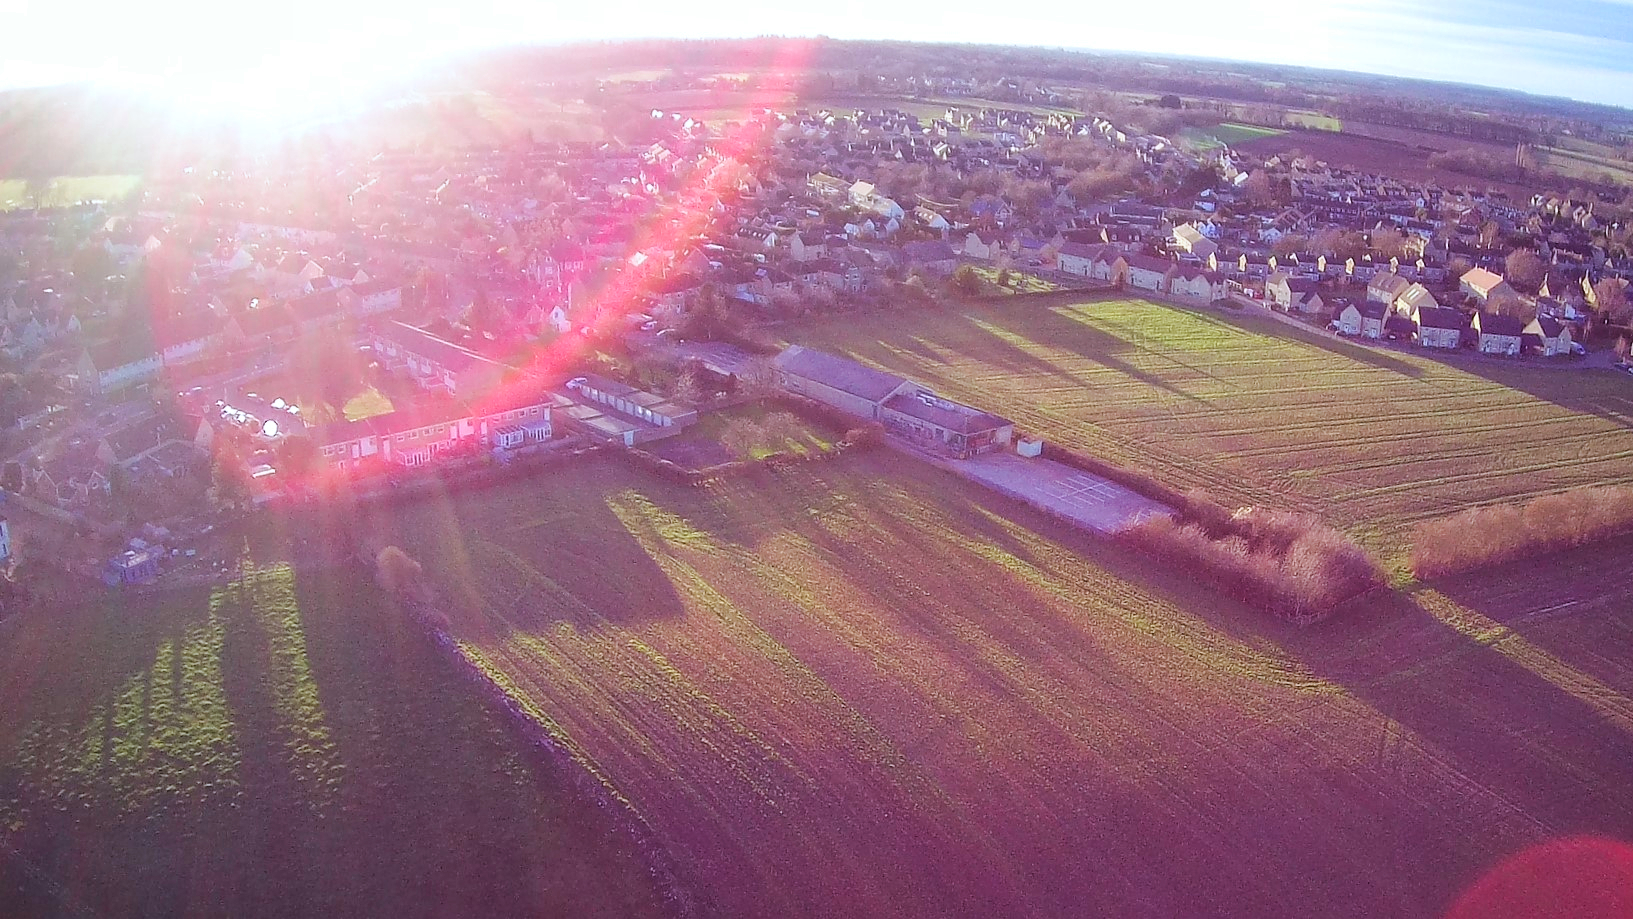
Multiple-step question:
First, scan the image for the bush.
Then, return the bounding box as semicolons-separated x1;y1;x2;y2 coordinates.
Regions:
841;422;886;447
376;546;425;598
1122;503;1384;623
1410;485;1633;579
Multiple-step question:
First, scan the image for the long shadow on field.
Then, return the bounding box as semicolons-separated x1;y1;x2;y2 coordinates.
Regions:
825;307;1087;392
1427;531;1633;694
0;586;213;747
975;304;1215;402
1231;309;1429;379
1436;356;1633;435
281;564;665;919
940;473;1633;910
351;470;690;637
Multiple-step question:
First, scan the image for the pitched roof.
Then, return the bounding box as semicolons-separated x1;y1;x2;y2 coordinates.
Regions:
1461;267;1509;294
1416;307;1468;330
1125;254;1173;274
1476;311;1526;337
882;391;1012;434
775;345;910;403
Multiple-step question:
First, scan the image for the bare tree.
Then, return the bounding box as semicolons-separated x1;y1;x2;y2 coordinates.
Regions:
1242;171;1275;207
1489;291;1536;322
737;356;779;402
671;365;709;406
1504;249;1546;293
1595;278;1631;323
719;419;765;458
1370;228;1407;260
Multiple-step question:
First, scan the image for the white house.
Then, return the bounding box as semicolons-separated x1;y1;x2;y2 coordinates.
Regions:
1124;255;1172;293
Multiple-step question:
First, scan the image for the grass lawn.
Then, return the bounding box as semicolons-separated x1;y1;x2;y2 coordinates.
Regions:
651;403;843;466
351;452;1633;919
1285;111;1344;132
0;560;664;919
340;386;395;422
1182;122;1288;150
789;296;1633;565
0;175;140;210
969;265;1064;294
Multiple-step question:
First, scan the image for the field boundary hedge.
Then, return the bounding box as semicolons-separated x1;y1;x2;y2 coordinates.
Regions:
1119;502;1386;625
1410;485;1633;580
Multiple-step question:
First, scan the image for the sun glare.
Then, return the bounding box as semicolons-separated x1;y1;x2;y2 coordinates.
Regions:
140;39;401;126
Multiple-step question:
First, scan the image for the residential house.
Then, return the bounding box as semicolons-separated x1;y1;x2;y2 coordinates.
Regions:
1368;271;1412;305
1123;254;1172;293
319;392;557;471
1471;311;1525;355
902;240;959;276
1524;316;1574;357
1056;242;1104;277
1168;265;1226;302
1394;283;1439;316
1413;306;1467;349
76;340;162;395
1171;223;1218;264
1339;301;1389;338
1267;272;1324;313
351;280;404;316
788;231;827;263
154;314;224;367
963;231;1004;262
367;321;511;396
1460;267;1517;304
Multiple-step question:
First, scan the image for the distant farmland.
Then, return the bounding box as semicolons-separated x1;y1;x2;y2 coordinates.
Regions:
791;297;1633;561
0;174;139;210
366;456;1633;919
1180;121;1286;150
0;564;663;919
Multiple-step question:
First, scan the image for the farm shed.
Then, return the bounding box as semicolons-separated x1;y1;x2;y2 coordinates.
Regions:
880;389;1015;459
775;345;915;421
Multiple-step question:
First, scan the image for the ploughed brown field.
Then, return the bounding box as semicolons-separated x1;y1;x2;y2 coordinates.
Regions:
365;453;1633;918
1233;127;1532;197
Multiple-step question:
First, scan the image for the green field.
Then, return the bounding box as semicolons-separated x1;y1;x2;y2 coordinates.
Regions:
0;175;140;210
790;297;1633;563
345;449;1633;918
1181;122;1287;150
0;561;663;919
1285;111;1344;132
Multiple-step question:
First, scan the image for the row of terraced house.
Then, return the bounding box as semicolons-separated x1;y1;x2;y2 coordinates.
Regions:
1055;244;1228;302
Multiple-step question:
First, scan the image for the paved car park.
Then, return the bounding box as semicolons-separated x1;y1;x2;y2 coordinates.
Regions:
949;451;1173;534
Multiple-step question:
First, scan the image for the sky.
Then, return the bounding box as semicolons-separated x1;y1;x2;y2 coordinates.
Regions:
2;0;1633;109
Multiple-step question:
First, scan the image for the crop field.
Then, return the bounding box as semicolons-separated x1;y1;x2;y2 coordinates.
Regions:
360;454;1633;918
790;297;1633;562
0;562;662;919
0;175;140;210
1181;122;1287;150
